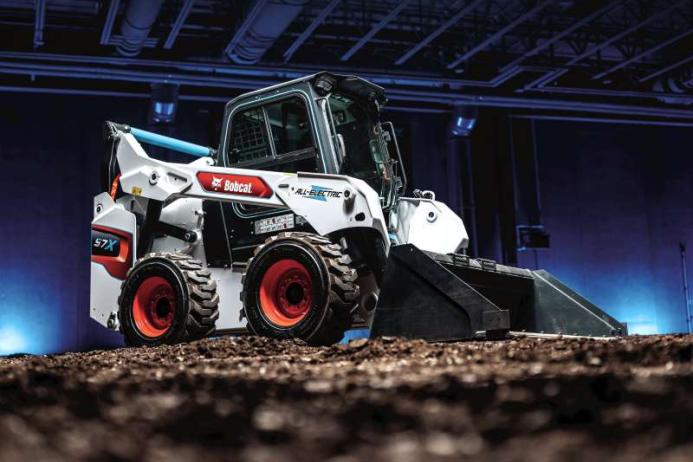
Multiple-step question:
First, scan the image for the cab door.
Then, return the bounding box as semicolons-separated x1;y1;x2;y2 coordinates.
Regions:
202;93;324;266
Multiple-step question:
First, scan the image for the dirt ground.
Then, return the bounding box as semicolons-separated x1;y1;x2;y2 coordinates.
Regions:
0;334;691;462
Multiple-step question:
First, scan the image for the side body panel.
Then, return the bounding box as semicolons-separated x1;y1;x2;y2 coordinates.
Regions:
210;204;316;265
90;193;137;329
390;197;468;254
90;132;390;333
150;197;206;261
116;133;390;250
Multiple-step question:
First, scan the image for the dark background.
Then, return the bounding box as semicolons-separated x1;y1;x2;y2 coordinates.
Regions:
1;0;692;354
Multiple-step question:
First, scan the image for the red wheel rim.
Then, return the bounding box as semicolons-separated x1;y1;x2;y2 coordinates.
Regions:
132;276;176;338
259;259;313;327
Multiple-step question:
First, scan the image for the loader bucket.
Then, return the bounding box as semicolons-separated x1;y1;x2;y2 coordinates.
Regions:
370;245;626;342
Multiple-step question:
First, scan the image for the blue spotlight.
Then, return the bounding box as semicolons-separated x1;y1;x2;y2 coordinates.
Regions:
149;83;179;125
0;325;29;356
0;272;63;355
617;307;659;335
449;105;478;137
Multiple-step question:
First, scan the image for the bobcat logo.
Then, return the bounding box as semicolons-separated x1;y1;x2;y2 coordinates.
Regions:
197;172;270;197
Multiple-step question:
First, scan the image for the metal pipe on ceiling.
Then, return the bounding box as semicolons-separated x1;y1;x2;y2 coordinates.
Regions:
446;0;553;69
498;0;621;73
100;0;120;45
0;84;452;113
2;56;693;119
511;114;693;128
564;0;688;68
225;0;308;65
3;50;693;109
528;0;688;90
33;0;46;49
395;0;484;66
0;0;98;13
593;28;693;80
527;84;693;104
116;0;165;57
652;67;693;105
639;55;693;83
164;0;196;50
283;0;341;63
341;0;410;62
5;82;693;123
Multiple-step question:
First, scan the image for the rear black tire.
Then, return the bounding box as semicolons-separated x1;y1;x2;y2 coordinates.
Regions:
118;252;219;347
241;232;359;346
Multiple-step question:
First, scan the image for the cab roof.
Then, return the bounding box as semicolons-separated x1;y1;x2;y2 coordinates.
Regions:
224;72;387;111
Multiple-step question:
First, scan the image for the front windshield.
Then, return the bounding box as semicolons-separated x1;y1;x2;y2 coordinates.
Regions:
327;92;394;207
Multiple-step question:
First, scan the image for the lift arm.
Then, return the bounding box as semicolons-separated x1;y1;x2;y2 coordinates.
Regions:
109;127;390;251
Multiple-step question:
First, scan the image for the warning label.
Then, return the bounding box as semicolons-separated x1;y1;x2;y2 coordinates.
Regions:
254;214;295;235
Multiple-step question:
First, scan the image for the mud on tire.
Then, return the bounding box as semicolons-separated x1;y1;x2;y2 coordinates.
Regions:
118;252;219;347
241;232;359;346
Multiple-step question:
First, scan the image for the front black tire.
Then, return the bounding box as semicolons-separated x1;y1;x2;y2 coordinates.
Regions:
118;252;219;347
241;232;359;346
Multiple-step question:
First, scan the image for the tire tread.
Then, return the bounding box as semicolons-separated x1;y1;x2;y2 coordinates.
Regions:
118;252;219;346
241;232;358;346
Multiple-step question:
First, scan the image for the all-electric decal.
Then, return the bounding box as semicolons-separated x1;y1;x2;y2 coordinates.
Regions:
197;172;273;198
295;185;343;201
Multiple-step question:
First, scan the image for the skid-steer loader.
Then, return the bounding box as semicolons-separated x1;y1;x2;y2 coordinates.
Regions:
91;72;626;346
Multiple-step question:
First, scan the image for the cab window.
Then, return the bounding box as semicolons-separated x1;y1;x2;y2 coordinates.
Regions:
265;96;314;156
228;106;271;164
227;95;317;169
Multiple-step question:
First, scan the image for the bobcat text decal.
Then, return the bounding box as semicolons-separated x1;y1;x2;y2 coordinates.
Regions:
197;172;273;198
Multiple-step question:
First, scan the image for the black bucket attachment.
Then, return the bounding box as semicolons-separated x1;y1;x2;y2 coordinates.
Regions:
370;244;627;342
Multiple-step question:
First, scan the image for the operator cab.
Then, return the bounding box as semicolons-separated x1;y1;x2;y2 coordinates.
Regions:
218;72;404;209
204;72;404;267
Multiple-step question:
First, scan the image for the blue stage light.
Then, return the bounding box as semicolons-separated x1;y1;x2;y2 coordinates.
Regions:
449;106;478;137
0;272;64;355
625;321;658;335
452;116;476;136
149;83;179;125
0;325;28;356
153;102;175;118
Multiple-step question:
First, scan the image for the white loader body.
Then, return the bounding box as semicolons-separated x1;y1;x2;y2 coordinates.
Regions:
90;72;626;346
389;197;469;254
91;132;459;332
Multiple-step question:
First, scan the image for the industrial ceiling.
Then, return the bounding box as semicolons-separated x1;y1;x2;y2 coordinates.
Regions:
1;0;692;119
